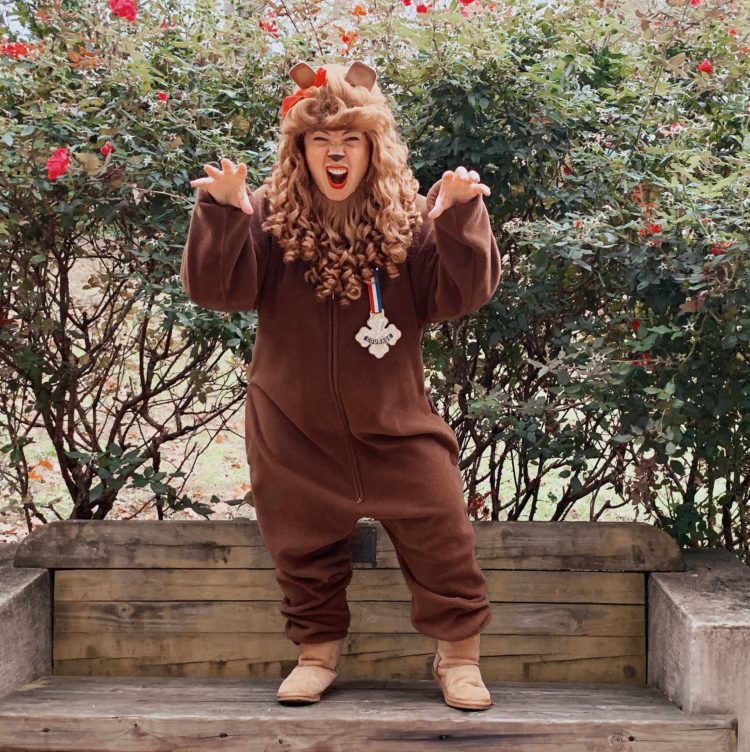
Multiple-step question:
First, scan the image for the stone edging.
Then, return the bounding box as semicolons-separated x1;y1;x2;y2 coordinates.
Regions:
0;542;52;699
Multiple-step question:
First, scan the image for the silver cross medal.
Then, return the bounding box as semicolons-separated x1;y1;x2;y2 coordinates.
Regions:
355;267;401;358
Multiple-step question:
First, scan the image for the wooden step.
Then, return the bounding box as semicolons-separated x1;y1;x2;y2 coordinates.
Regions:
0;676;736;751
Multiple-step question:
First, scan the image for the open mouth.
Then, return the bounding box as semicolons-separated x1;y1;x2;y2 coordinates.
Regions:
326;166;349;189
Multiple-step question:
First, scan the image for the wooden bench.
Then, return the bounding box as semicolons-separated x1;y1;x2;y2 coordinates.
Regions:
0;518;745;751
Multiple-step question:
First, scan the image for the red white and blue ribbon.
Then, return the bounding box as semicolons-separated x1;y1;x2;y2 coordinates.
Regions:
366;266;383;314
356;265;402;358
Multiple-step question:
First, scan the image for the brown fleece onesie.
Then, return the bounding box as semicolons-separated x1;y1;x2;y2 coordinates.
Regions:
180;177;501;645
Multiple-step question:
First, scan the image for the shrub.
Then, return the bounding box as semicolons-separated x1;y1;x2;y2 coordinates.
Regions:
2;0;749;562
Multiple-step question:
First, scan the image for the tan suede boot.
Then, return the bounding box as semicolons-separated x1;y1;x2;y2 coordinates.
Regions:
432;632;493;710
276;637;344;704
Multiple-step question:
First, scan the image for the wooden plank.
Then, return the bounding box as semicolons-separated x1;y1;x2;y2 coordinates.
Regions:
53;601;644;637
13;520;375;570
396;521;682;572
51;654;646;683
52;633;645;683
14;520;684;572
0;675;695;706
52;632;644;664
0;676;735;752
53;569;645;604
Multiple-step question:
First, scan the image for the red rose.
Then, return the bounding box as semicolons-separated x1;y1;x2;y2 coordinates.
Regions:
109;0;137;21
697;59;713;74
1;41;32;59
710;241;731;256
649;223;661;234
100;142;114;157
157;91;168;101
416;3;430;12
46;147;69;180
631;319;640;332
259;18;280;37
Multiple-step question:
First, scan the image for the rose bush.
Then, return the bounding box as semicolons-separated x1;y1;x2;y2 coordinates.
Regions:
1;0;749;560
381;0;750;560
0;0;281;521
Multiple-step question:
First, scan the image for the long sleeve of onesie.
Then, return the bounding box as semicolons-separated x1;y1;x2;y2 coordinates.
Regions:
180;185;271;312
408;178;501;325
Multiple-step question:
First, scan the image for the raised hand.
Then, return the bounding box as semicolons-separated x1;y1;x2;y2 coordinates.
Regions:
427;166;491;220
190;158;254;216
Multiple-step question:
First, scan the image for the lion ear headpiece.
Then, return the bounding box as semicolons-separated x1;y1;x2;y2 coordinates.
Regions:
290;60;377;90
280;60;378;121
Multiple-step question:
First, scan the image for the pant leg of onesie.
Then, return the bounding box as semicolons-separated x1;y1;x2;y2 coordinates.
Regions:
379;497;492;642
254;493;359;646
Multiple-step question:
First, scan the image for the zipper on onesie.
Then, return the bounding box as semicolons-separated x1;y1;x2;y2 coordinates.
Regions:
329;292;365;504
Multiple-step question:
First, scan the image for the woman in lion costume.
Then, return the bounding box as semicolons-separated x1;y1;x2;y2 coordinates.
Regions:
181;59;501;710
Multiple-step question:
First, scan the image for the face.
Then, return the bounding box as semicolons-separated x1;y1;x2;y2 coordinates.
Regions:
303;129;371;201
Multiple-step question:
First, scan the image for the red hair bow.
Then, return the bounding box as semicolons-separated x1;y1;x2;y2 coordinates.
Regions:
280;67;327;119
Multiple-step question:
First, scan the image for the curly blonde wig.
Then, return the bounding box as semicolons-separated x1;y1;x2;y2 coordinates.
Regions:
261;62;424;308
